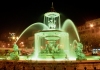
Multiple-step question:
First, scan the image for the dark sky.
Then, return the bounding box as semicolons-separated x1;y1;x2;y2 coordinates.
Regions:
0;0;100;35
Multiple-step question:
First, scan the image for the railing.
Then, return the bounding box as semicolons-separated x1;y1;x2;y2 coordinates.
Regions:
0;60;100;70
0;66;98;70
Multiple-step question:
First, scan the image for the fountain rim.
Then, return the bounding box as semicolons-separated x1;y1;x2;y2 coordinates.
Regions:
44;12;60;17
37;30;62;32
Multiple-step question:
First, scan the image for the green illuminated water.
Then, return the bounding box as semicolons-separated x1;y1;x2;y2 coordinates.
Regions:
16;12;83;61
16;22;49;43
62;19;80;43
62;19;81;59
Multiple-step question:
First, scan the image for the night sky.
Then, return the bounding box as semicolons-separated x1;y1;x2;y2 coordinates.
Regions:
0;0;100;35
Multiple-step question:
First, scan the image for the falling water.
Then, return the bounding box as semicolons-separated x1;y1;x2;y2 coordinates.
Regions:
15;22;49;43
16;12;81;61
62;19;80;43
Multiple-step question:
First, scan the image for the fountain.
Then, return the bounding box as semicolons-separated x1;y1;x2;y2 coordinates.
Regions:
15;10;86;61
1;4;100;70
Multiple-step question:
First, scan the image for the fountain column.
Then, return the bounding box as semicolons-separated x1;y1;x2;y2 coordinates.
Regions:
44;12;61;30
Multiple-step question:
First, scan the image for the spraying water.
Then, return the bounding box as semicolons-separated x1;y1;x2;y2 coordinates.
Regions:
62;19;80;43
15;10;85;61
16;22;49;43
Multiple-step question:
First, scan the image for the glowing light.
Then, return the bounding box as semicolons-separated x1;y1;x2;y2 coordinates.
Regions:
2;45;5;48
41;46;43;49
20;42;24;44
12;36;15;40
16;37;19;40
8;44;10;46
90;24;94;27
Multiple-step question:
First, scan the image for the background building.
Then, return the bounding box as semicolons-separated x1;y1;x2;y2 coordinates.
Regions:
78;18;100;53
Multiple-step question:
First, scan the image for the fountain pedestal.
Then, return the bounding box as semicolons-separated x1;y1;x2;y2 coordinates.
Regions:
33;30;70;60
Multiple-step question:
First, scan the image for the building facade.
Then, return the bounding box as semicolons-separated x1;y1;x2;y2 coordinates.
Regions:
78;18;100;52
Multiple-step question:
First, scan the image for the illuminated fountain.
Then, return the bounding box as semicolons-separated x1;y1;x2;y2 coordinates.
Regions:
33;12;70;60
14;11;86;61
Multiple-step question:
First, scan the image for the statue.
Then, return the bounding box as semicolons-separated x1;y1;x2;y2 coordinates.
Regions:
48;19;56;29
73;40;87;60
10;43;20;60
